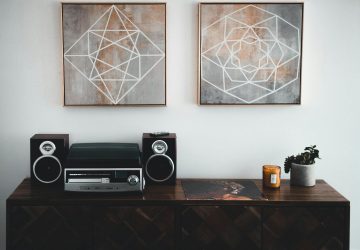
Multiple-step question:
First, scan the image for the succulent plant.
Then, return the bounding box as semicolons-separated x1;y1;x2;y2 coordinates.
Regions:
284;145;320;173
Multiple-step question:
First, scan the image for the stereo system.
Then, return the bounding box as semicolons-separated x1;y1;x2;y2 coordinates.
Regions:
64;143;144;192
142;133;177;185
30;134;69;185
30;132;176;191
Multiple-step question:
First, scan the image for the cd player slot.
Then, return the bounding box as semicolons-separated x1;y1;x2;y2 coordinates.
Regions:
65;170;140;183
68;178;110;183
67;171;112;177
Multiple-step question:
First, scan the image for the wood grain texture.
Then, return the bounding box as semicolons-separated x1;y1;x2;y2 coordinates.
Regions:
6;179;350;250
257;179;349;205
8;206;92;250
181;206;261;250
93;206;175;250
7;179;349;206
263;207;346;250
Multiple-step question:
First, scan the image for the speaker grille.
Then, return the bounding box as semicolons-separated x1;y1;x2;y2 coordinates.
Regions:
33;156;62;183
145;154;174;182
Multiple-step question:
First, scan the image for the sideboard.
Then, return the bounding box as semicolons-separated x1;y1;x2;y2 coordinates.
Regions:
6;179;350;250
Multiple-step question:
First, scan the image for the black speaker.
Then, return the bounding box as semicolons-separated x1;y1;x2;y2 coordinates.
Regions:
142;133;176;185
30;134;69;185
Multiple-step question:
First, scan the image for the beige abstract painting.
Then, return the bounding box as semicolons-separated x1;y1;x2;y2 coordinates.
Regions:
62;3;166;106
199;3;303;105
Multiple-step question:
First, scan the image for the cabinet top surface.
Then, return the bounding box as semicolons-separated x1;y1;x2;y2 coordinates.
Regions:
7;178;349;206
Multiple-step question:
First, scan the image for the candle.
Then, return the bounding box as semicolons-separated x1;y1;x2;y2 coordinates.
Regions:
263;165;281;188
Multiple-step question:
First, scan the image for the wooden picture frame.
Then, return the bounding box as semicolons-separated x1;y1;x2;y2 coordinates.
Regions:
198;3;304;105
62;3;167;106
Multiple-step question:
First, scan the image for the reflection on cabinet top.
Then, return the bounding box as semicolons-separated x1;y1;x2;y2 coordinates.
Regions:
7;178;349;206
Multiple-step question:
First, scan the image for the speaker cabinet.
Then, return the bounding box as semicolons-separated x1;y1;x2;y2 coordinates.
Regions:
30;134;69;185
142;133;176;185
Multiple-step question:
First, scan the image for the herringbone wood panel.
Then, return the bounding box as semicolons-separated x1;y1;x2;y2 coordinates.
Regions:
181;206;261;250
9;205;175;250
7;180;349;250
9;206;92;250
93;206;175;250
263;207;346;250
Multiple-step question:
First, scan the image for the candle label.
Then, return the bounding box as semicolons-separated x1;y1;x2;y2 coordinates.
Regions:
270;174;277;184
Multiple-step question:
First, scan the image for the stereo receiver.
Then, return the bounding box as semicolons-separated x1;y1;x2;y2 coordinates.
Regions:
64;143;144;192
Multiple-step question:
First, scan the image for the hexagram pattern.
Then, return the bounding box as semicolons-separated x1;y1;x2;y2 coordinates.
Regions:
64;5;165;105
201;5;301;104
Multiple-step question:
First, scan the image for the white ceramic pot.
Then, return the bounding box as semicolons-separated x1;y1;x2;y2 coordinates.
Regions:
290;163;316;187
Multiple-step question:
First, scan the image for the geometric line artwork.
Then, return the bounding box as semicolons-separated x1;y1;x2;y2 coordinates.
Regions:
199;4;303;104
62;4;165;105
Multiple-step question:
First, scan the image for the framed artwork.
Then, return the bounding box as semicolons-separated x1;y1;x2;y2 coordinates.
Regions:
198;3;303;105
62;3;166;106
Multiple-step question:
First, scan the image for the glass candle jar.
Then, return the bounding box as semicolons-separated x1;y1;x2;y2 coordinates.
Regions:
263;165;281;188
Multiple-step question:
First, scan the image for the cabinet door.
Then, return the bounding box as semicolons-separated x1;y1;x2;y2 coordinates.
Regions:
7;205;92;250
181;206;261;250
262;207;346;250
93;206;175;250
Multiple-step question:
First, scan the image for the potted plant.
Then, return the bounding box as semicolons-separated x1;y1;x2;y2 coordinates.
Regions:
284;145;320;187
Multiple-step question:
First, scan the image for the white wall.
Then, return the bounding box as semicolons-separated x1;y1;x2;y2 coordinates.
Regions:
1;0;359;249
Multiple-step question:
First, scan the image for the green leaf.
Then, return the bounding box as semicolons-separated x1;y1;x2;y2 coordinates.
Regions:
284;145;321;170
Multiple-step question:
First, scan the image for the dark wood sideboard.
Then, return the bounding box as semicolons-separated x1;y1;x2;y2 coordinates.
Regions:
7;179;349;250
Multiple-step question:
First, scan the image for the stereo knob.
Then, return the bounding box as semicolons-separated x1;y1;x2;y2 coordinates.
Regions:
127;175;139;185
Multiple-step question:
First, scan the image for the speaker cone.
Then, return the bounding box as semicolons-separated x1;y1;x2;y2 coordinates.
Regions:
145;154;174;182
33;155;62;183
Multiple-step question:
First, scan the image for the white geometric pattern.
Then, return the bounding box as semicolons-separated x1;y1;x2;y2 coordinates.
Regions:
201;5;301;103
64;5;165;104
